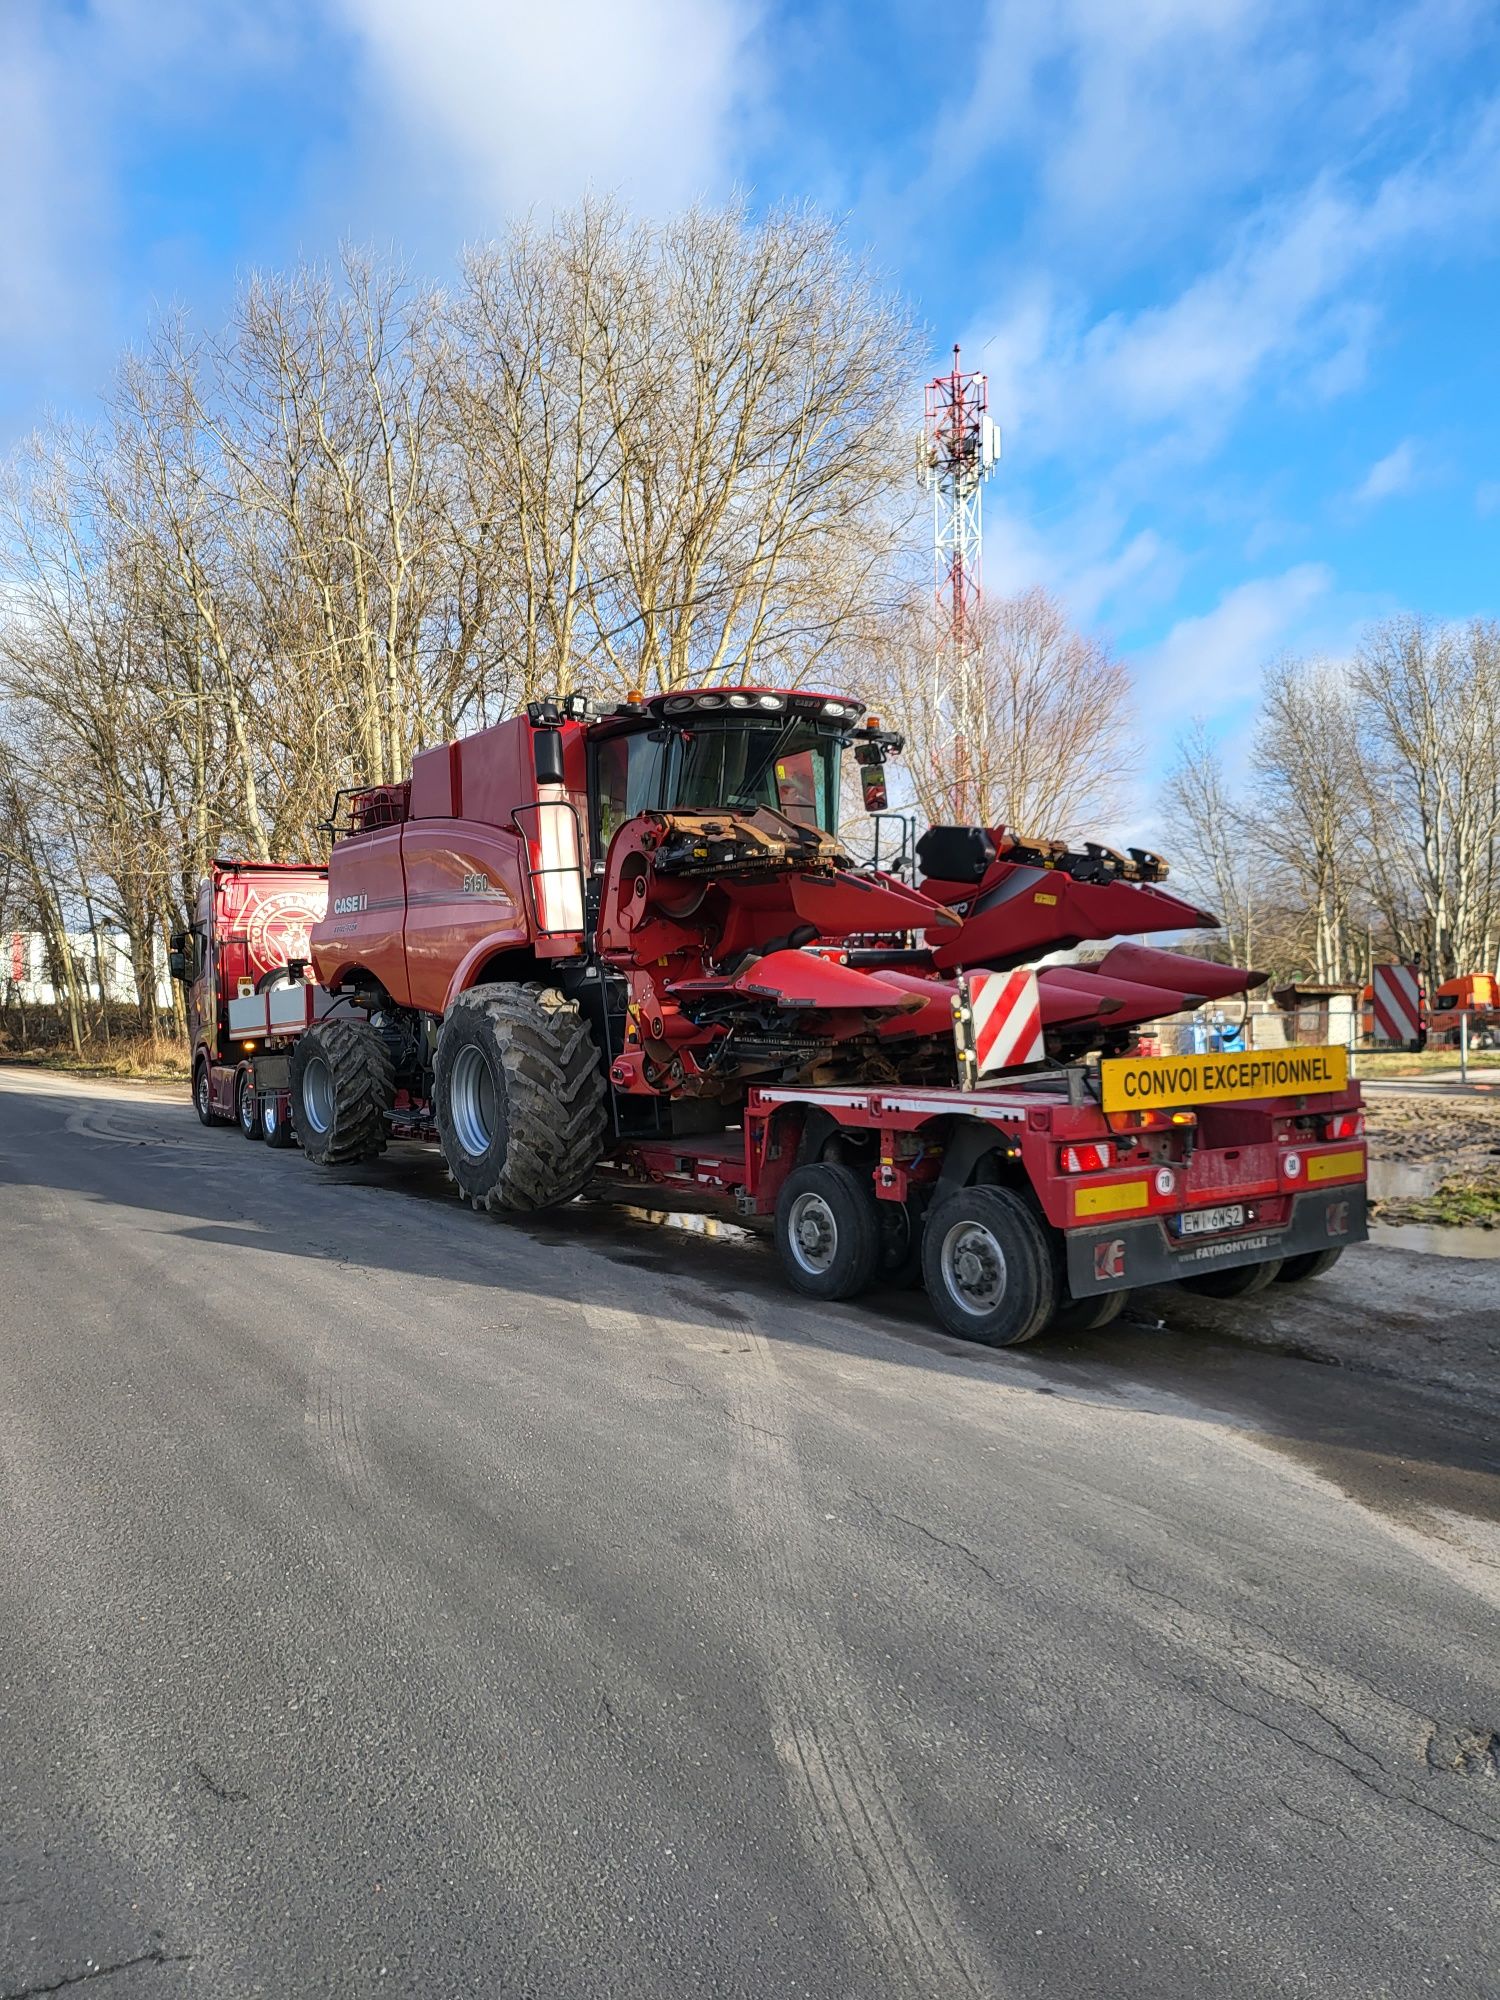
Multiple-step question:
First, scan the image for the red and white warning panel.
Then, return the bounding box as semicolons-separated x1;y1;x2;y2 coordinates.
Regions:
955;968;1044;1086
1371;962;1426;1048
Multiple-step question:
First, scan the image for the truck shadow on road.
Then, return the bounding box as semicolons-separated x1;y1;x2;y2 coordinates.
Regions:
12;1091;1500;1535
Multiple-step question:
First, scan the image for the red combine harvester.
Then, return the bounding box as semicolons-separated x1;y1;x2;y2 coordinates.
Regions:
222;688;1368;1345
170;860;328;1145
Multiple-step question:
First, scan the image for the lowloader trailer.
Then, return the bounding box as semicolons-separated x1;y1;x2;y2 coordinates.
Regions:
200;684;1367;1347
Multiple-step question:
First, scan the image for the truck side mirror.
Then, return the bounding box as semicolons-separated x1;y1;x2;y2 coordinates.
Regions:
854;738;890;814
533;727;566;788
168;931;190;984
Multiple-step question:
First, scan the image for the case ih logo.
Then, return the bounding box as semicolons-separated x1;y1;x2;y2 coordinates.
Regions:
332;894;368;916
245;888;328;965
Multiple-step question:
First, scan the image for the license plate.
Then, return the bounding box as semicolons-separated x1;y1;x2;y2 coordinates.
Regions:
1178;1204;1245;1237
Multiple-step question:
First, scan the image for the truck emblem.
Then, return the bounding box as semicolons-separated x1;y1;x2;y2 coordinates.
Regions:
1095;1239;1126;1281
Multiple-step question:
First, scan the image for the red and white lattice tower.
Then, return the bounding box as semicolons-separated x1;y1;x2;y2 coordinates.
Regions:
921;345;1000;823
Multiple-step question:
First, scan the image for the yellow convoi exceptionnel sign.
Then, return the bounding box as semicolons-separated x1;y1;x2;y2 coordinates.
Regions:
1098;1044;1349;1114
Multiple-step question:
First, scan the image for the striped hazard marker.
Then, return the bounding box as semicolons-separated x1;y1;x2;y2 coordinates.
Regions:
958;968;1045;1084
1371;962;1425;1047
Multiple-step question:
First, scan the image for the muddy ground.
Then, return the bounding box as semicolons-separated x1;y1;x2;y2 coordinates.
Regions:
1364;1090;1500;1225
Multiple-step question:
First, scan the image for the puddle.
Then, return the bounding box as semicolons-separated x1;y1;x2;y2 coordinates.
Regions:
1368;1159;1442;1201
1369;1221;1500;1259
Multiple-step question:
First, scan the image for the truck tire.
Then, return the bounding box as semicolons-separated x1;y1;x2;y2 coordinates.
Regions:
1274;1247;1343;1284
774;1162;882;1301
922;1186;1056;1346
236;1069;263;1141
194;1059;229;1127
1048;1288;1128;1335
262;1091;296;1150
434;982;607;1212
1180;1258;1283;1299
290;1021;394;1165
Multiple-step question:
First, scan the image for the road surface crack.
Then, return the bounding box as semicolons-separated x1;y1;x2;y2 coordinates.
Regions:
2;1950;193;1997
191;1761;248;1803
851;1490;1003;1589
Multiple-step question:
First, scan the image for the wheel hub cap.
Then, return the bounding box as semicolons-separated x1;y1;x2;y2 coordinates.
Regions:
788;1192;837;1274
449;1045;498;1159
301;1055;334;1135
941;1220;1007;1315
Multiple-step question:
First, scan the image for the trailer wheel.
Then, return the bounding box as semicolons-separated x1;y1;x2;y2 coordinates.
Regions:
289;1021;393;1165
774;1163;882;1301
1274;1247;1343;1284
262;1091;296;1150
877;1197;926;1289
1180;1258;1283;1299
1048;1289;1128;1335
922;1186;1056;1346
434;981;607;1212
194;1059;228;1127
236;1070;263;1141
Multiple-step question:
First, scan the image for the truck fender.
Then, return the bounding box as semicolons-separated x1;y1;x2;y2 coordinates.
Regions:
932;1119;1020;1203
442;933;534;1014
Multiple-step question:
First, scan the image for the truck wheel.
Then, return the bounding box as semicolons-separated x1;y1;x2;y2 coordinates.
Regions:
1274;1247;1343;1284
262;1092;296;1150
922;1186;1056;1346
194;1059;228;1127
290;1021;394;1165
1180;1258;1283;1299
774;1163;882;1301
1049;1289;1128;1335
236;1070;263;1141
434;982;607;1212
877;1196;926;1289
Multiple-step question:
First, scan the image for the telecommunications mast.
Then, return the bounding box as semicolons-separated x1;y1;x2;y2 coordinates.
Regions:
920;345;1000;823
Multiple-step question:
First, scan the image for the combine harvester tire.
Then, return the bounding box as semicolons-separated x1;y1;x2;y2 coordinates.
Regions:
434;982;607;1212
290;1021;394;1165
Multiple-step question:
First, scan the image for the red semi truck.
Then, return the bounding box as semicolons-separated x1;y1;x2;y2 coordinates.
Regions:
212;687;1367;1346
170;860;328;1145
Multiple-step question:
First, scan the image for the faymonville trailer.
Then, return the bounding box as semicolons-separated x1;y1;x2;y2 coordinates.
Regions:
186;684;1368;1348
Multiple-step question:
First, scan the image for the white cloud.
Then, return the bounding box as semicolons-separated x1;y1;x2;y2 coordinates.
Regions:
333;0;761;216
1132;564;1333;719
1354;439;1421;505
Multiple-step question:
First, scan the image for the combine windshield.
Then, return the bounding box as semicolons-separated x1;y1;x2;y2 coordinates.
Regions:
593;718;841;848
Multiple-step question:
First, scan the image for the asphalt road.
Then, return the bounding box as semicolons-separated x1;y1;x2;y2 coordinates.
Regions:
2;1066;1497;2000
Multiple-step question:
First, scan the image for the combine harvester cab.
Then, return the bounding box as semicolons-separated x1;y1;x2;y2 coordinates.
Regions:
220;689;1367;1348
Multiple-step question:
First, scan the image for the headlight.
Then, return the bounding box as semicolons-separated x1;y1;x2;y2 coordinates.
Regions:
756;693;784;710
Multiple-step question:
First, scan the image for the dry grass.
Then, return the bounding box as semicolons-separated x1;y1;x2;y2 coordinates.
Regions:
0;1032;190;1081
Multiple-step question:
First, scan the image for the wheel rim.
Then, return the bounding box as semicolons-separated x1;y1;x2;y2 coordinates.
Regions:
264;1096;279;1136
239;1085;252;1131
301;1055;335;1135
197;1069;209;1118
787;1190;838;1275
940;1218;1008;1316
449;1044;498;1158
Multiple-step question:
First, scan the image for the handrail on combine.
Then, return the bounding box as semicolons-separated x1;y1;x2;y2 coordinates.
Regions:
512;799;587;936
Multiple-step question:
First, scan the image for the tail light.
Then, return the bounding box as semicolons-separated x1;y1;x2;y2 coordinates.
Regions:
1105;1108;1197;1133
1061;1142;1116;1173
1322;1111;1364;1140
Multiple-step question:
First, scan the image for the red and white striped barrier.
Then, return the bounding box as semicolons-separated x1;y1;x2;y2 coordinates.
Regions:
1371;962;1424;1047
957;969;1044;1085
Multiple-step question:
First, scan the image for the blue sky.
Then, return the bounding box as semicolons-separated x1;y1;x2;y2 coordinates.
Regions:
4;0;1498;812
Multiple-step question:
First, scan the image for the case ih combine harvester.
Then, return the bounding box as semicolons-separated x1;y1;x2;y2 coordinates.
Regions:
183;687;1368;1347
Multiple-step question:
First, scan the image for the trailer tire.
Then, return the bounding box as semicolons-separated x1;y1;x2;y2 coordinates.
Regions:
236;1069;263;1141
194;1058;228;1127
774;1163;882;1301
1180;1258;1283;1299
262;1091;296;1150
1274;1247;1343;1284
290;1021;393;1165
922;1186;1056;1346
434;981;607;1213
1048;1288;1128;1334
877;1196;926;1289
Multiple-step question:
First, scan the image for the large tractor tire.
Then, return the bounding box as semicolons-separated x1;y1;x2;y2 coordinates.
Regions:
434;981;607;1213
289;1021;394;1166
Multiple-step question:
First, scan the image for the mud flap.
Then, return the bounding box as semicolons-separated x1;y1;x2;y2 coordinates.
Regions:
1065;1186;1368;1298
